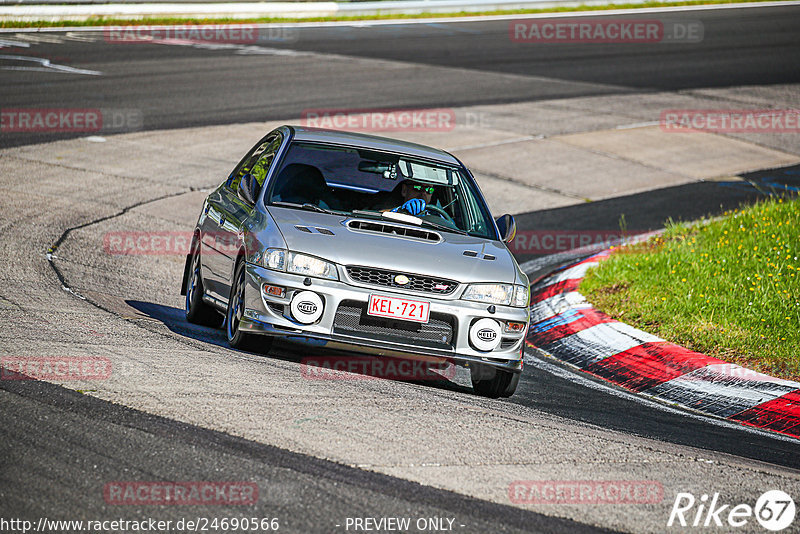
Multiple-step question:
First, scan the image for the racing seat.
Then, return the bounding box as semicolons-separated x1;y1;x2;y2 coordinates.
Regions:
272;164;334;209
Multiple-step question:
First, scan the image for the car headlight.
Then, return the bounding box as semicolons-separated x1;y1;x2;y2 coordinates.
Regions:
462;283;513;305
462;283;528;307
263;249;286;270
512;285;529;308
262;249;338;280
287;252;338;280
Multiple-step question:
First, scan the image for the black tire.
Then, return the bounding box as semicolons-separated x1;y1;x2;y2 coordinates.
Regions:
500;371;520;398
471;364;518;399
185;247;223;328
226;260;273;353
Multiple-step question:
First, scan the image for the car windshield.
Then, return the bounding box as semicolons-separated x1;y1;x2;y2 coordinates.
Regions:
266;141;497;239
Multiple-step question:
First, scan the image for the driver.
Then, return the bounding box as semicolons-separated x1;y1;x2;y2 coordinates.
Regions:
390;181;436;216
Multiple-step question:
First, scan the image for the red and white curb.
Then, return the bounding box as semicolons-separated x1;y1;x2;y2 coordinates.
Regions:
526;250;800;440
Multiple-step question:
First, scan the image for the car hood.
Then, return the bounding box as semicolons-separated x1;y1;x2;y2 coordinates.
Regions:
267;207;520;285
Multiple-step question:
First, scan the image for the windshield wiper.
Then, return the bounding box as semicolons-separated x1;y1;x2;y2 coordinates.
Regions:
272;201;342;215
419;219;469;236
349;209;387;220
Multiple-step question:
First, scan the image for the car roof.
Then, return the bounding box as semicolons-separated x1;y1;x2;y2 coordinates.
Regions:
286;125;461;166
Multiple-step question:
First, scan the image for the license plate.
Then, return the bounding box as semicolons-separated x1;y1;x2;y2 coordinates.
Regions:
368;294;430;323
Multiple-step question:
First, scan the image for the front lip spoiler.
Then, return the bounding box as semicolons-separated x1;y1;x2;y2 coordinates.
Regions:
238;316;523;373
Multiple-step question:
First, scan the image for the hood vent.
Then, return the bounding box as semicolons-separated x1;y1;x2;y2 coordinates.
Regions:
347;219;441;243
295;225;335;236
463;250;495;260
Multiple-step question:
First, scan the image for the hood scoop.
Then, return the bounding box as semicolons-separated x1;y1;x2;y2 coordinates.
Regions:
347;219;441;243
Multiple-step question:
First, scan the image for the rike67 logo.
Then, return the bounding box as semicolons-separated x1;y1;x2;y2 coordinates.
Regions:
668;490;795;531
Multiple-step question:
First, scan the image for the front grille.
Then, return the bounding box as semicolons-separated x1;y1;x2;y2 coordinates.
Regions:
267;302;285;315
346;266;458;295
334;300;455;349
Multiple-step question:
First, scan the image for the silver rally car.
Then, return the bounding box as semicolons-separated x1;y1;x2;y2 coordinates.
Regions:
181;125;530;397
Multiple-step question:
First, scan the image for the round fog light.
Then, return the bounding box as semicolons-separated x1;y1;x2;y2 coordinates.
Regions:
469;318;502;352
290;291;323;324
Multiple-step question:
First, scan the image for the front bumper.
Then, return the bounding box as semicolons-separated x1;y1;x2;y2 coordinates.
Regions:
238;262;528;373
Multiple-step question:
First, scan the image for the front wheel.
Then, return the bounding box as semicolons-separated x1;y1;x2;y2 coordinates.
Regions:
471;364;519;398
227;260;273;353
185;248;223;328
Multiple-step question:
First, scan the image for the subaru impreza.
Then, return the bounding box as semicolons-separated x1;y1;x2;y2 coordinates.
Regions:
181;125;529;397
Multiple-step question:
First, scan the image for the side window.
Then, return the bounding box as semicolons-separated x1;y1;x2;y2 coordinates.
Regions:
227;134;282;193
457;177;491;238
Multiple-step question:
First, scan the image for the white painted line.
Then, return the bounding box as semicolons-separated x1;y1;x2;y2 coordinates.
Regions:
149;38;303;55
9;32;65;43
0;54;102;75
545;261;599;284
695;364;800;389
0;38;30;47
645;367;797;417
556;321;662;353
615;121;660;130
530;290;591;322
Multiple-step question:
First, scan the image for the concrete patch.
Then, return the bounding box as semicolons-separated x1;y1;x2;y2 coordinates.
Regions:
455;136;692;201
557;125;800;179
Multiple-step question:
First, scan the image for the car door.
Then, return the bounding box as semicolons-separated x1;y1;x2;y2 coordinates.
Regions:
197;184;230;301
213;133;283;303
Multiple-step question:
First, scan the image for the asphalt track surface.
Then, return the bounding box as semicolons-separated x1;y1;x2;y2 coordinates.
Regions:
2;378;602;533
2;5;800;532
0;4;799;147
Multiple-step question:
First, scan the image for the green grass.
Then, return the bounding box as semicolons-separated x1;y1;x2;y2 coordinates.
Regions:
0;0;780;28
581;197;800;381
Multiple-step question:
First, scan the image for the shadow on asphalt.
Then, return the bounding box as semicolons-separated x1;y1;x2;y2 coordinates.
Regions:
124;300;474;396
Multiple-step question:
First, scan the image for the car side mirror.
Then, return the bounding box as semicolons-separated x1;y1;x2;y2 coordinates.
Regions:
495;214;516;243
238;173;257;204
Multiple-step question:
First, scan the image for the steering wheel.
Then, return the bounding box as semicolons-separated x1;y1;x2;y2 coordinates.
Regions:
423;204;455;223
